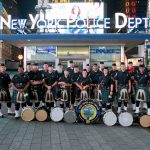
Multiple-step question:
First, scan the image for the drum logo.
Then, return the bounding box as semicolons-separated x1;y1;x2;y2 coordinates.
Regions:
76;100;100;124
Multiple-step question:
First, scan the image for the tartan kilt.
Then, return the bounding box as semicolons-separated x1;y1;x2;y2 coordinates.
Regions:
0;88;11;102
12;89;29;104
135;86;150;102
117;85;129;101
101;87;110;103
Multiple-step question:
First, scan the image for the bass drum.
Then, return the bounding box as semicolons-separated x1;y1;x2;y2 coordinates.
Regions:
21;107;35;122
64;109;77;123
35;107;49;122
103;111;117;126
140;115;150;128
118;112;133;127
76;100;101;124
50;107;64;122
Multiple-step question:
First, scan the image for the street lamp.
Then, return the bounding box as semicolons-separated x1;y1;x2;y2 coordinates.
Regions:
18;54;23;65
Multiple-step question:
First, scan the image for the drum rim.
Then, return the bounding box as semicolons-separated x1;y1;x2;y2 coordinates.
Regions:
139;115;150;127
64;111;77;123
21;108;35;121
50;108;64;122
35;109;48;121
118;112;133;127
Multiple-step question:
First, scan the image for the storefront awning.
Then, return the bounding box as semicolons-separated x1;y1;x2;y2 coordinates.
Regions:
0;33;149;48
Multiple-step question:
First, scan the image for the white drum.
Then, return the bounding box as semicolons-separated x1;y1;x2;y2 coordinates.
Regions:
64;110;77;123
50;107;64;122
118;112;133;127
103;111;117;126
21;107;35;122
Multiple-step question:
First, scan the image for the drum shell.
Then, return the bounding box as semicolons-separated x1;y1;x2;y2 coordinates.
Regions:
21;107;35;122
35;107;49;122
139;115;150;128
118;112;133;127
50;107;64;122
103;111;117;126
64;110;77;123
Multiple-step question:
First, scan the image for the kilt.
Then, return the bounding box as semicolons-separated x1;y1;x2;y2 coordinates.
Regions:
0;88;11;102
75;87;90;100
12;89;29;104
43;87;56;102
117;85;129;101
135;86;150;102
101;87;110;103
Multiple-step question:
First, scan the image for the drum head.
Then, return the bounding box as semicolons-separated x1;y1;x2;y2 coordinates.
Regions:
64;110;77;123
76;100;101;124
50;108;64;122
21;108;35;122
118;112;133;127
103;111;117;126
35;109;48;122
140;115;150;128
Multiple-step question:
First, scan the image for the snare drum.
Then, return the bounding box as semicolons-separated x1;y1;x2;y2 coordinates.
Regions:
35;107;49;122
118;112;133;127
103;111;117;126
64;109;77;123
76;100;101;124
140;115;150;128
21;107;35;122
50;107;64;122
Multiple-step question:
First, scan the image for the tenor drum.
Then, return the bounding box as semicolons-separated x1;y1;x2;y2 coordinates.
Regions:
118;112;133;127
140;115;150;128
50;107;64;122
21;107;35;122
64;109;77;123
103;111;117;126
35;107;48;122
76;100;101;124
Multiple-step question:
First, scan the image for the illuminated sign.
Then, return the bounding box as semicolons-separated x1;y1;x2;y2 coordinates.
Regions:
0;3;149;32
125;0;136;18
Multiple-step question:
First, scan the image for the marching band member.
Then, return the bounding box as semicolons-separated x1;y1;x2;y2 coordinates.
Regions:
55;63;64;79
115;62;131;113
85;64;91;77
135;59;144;73
99;61;105;72
98;67;113;111
128;61;136;111
110;63;118;105
71;65;81;107
28;63;44;108
134;65;150;115
90;63;103;100
0;63;13;117
12;65;29;118
58;69;72;108
43;64;58;108
41;62;49;76
67;60;74;76
75;69;92;100
24;62;32;76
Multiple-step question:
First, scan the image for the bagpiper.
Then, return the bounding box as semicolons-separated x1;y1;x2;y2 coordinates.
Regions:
98;67;113;111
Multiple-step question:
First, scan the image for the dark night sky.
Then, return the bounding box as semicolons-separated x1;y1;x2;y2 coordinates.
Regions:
17;0;37;17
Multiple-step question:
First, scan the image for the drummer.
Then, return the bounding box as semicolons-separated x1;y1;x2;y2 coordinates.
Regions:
109;63;118;105
71;65;81;107
28;63;44;108
98;67;113;111
58;69;72;108
43;64;58;108
0;63;13;117
134;65;150;115
41;62;49;77
55;63;64;79
75;69;92;100
90;63;103;100
115;62;131;114
127;61;136;111
12;65;30;118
